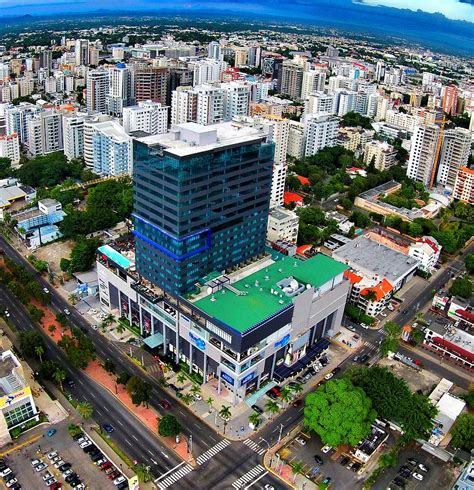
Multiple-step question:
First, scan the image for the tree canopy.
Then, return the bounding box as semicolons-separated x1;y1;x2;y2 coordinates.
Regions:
304;378;376;447
57;328;95;369
450;413;473;451
158;415;181;437
349;366;436;440
449;277;472;299
67;238;101;273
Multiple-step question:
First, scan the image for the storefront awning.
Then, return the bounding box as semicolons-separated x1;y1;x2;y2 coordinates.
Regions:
142;332;164;349
273;338;330;383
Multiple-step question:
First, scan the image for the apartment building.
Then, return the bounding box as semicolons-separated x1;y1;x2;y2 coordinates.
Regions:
304;114;339;157
123;101;169;136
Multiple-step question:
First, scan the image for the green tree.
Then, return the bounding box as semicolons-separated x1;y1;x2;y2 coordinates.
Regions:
291;461;305;482
380;337;399;357
206;396;214;413
28;305;44;323
362;290;378;303
451;415;474;450
264;400;280;419
350;211;370;228
304;378;376;447
34;344;45;363
280;386;294;405
134;463;152;483
103;359;116;374
219;405;232;420
77;401;94;420
465;254;474;274
384;321;402;339
449;277;472;299
69;238;101;273
68;423;83;438
248;412;261;429
176;372;187;385
53;368;66;391
19;331;45;359
117;371;131;386
349;366;436;440
290;382;304;396
158;415;181;437
286;175;302;191
59;258;71;273
68;293;79;305
126;375;152;407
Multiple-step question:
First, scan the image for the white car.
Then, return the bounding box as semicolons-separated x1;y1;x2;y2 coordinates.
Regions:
412;472;424;481
43;287;50;294
324;372;334;380
4;310;10;317
92;324;98;330
64;308;71;315
76;437;87;444
360;323;369;329
35;462;47;472
0;467;12;477
194;394;202;401
62;469;73;478
42;471;53;481
5;477;18;488
295;437;307;446
113;475;126;485
47;452;58;460
79;440;91;448
321;445;332;454
31;458;42;467
54;460;66;468
418;463;429;472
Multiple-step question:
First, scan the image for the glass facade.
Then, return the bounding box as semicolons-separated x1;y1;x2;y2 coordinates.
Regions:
3;400;36;428
133;137;274;295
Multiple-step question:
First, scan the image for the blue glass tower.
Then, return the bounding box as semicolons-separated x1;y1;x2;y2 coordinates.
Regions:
133;122;274;296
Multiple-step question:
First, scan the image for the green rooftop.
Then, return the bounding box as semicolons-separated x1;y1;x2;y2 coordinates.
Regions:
193;253;348;334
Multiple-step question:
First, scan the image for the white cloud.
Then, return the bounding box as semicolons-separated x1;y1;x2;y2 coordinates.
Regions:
358;0;474;23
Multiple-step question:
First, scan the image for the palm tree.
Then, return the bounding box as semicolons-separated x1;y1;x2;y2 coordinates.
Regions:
291;461;305;483
362;290;378;303
104;313;114;326
181;394;193;405
53;368;66;391
68;293;78;305
219;405;231;435
290;382;304;396
77;401;93;420
206;396;214;413
190;384;201;397
264;400;280;419
115;322;126;334
248;412;261;430
176;372;187;385
34;345;44;363
280;386;293;405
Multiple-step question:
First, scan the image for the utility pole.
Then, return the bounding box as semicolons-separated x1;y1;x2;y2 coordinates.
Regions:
277;423;284;443
188;434;193;454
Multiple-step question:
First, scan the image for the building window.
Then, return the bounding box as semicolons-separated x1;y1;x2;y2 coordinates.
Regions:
3;400;36;428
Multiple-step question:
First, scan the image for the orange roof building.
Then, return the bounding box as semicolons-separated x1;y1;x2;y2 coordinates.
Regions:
284;192;303;206
296;175;310;186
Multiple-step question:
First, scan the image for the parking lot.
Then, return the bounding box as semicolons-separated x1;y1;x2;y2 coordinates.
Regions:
374;445;457;490
278;431;364;490
1;421;118;490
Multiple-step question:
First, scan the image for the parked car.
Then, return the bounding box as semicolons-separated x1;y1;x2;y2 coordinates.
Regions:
62;469;73;478
321;445;332;454
0;467;12;477
35;463;48;472
63;308;70;315
53;460;65;469
418;463;429;472
412;472;424;481
407;458;418;466
332;367;341;374
43;471;54;481
292;399;302;407
113;475;126;486
346;325;356;332
360;323;369;329
47;429;57;437
83;444;96;453
313;455;324;465
295;437;307;446
266;387;281;399
360;354;370;364
65;473;78;484
324;373;334;380
352;462;362;472
340;457;350;466
251;404;263;414
79;441;91;449
45;478;57;487
47;452;58;461
31;459;43;467
5;477;18;488
353;356;360;362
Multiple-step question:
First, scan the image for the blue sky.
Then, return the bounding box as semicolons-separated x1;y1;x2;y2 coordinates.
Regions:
0;0;472;23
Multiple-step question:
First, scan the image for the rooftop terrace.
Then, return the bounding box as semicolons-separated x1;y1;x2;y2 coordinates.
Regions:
193;253;347;334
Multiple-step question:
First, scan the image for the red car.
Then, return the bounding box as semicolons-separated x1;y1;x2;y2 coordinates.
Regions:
160;399;171;409
101;462;112;471
50;483;62;490
109;471;120;480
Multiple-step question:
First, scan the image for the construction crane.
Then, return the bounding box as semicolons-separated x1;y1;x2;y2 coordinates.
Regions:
429;115;447;189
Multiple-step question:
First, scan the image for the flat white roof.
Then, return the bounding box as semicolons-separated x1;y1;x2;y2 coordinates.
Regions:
137;121;266;157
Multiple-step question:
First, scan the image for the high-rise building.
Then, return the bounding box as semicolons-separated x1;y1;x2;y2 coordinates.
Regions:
287;120;305;159
280;61;304;100
195;85;225;125
92;120;132;176
375;61;385;82
0;62;9;81
171;86;198;126
0;133;20;166
305;92;335;116
83;114;112;168
436;128;471;190
62;114;85;161
207;41;223;61
247;46;261;68
222;82;250;120
133;121;274;295
123;101;169;136
336;89;357;116
75;39;90;66
406;125;440;186
39;50;52;71
5;103;40;143
363;141;397;172
106;63;133;117
304;114;339;157
26;111;63;156
88;47;99;66
300;70;326;100
86;69;109;113
167;67;193;106
442;84;458;116
191;59;227;86
452;167;474;204
233;47;248;67
134;67;168;104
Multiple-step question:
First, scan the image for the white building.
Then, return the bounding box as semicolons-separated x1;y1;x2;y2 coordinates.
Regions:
195;85;225;125
92;120;132;176
26;111;63;156
207;41;223;61
301;70;326;100
436;128;471;190
191;59;227;86
305;91;335;116
0;133;20;166
336;89;357;116
287;120;305;159
267;207;300;244
222;82;251;120
106;63;133;117
83;114;113;169
75;39;89;66
304;114;339;157
86;69;109;114
407;236;441;273
5;103;40;143
407;125;440;186
453;167;474;204
123;100;169;136
63;114;85;161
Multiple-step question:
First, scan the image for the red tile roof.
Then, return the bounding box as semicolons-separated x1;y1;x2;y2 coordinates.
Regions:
360;278;393;302
343;270;363;284
296;175;310;186
284;192;303;205
432;336;474;362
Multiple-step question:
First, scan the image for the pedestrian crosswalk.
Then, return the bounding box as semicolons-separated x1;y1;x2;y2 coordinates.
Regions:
243;438;266;455
232;465;267;488
363;340;378;350
196;439;231;465
155;463;193;489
